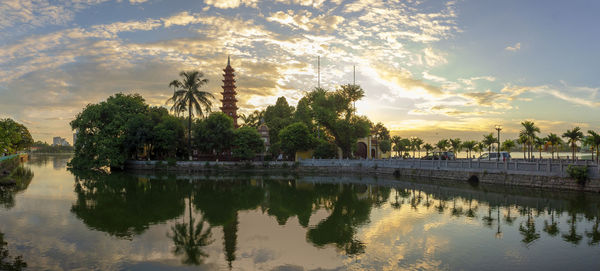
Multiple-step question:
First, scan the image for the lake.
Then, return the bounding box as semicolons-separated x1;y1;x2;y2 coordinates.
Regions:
1;155;599;270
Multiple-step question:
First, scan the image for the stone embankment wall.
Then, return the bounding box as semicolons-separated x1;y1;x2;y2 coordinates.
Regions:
125;158;600;193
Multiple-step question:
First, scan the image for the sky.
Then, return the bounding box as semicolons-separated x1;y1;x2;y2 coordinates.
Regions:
1;0;600;144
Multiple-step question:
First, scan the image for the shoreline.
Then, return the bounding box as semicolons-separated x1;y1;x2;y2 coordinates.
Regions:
124;159;600;193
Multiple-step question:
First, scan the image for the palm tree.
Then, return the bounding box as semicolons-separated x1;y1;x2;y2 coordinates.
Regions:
546;133;562;160
371;122;389;159
391;136;402;157
562;127;584;162
482;133;496;160
534;136;546;160
449;138;462;158
239;110;264;128
588;130;600;163
517;133;528;160
423;143;434;157
168;80;184;116
462;140;476;159
501;139;515;153
475;141;485;157
521;121;540;160
410;137;424;158
436;139;449;151
166;71;214;160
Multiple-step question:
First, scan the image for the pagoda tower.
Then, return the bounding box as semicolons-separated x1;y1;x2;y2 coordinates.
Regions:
220;56;239;127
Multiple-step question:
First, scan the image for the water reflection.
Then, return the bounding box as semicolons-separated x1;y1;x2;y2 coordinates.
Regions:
0;166;34;209
0;231;27;270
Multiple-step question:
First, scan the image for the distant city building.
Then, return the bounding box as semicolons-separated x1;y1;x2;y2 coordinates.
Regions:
220;56;239;128
52;136;70;147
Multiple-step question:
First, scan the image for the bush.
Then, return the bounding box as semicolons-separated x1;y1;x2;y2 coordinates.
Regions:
567;165;588;185
166;157;177;167
292;162;300;169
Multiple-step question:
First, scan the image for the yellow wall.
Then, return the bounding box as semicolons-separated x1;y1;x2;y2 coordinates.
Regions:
295;150;314;161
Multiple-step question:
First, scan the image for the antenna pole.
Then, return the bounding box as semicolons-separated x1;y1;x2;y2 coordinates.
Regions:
318;56;320;88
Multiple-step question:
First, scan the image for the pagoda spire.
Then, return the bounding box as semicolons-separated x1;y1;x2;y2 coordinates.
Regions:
220;56;238;127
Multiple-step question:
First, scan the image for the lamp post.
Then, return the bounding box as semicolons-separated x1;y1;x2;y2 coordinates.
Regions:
495;125;502;161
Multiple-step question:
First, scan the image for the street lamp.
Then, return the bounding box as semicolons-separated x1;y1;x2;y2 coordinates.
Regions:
495;125;502;161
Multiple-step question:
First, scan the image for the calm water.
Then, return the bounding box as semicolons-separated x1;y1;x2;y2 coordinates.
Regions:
1;155;600;270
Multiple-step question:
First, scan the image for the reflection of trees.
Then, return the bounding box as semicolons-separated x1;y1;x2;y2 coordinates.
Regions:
562;212;582;245
306;185;390;255
543;209;560;237
168;193;213;265
70;170;186;238
451;198;463;217
193;179;264;269
482;206;495;228
0;166;33;209
585;217;600;246
0;231;27;270
519;207;540;246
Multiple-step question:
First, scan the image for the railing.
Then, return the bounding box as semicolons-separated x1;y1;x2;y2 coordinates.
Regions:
299;158;600;179
0;153;26;162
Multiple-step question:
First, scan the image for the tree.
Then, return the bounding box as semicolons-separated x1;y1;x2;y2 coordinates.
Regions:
393;138;411;158
391;136;402;157
587;130;600;163
462;140;477;159
239;110;264;128
193;112;235;158
521;121;540;160
546;133;562;160
436;139;449;151
166;71;214;160
562;127;584;162
264;97;295;145
0;119;33;155
379;139;391;155
534;136;546;160
501;139;516;153
232;127;264;160
279;122;315;160
339;84;364;113
371;122;390;159
482;133;497;159
153;114;186;159
70;93;148;170
308;88;370;158
475;142;485;156
517;133;528;160
423;143;434;156
313;139;338;159
449;138;462;157
410;137;424;158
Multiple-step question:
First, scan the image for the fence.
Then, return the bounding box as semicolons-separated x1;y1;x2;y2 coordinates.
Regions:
0;153;26;163
299;158;600;179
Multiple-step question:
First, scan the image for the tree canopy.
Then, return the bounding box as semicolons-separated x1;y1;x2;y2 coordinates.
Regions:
0;119;33;155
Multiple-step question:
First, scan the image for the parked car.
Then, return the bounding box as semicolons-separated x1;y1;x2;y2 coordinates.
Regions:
422;151;455;160
474;152;511;161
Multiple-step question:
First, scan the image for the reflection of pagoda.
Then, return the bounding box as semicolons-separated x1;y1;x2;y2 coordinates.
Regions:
220;56;239;128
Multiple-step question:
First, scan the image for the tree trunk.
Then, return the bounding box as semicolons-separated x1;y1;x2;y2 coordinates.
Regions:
188;100;192;161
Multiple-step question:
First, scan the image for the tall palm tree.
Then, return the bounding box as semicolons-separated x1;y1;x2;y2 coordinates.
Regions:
517;133;528;160
521;121;540;160
534;136;546;160
449;138;462;158
436;139;449;151
166;71;214;160
482;133;496;160
546;133;562;160
562;127;584;162
462;140;476;159
168;80;183;116
391;136;402;157
423;143;434;157
501;139;515;153
410;137;424;158
587;130;600;163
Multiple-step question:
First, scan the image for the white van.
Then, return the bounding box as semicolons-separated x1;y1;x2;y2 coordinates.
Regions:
475;152;511;161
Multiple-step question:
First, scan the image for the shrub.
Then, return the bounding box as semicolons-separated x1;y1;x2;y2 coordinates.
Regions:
292;162;300;169
567;165;588;185
282;162;289;168
166;157;177;167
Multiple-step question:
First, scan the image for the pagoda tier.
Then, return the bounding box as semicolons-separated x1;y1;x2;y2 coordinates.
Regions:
221;56;239;128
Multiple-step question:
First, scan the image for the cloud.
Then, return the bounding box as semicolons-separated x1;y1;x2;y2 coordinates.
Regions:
267;10;345;32
372;64;444;97
501;84;600;107
505;42;521;52
204;0;259;9
422;47;447;66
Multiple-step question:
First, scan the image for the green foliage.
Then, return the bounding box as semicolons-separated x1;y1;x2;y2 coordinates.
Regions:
313;139;338;159
264;97;295;144
194;112;235;155
30;141;73;153
379;139;391;153
279;122;315;159
567;165;588;185
167;157;177;167
308;87;370;158
70;93;149;170
232;127;264;160
0;118;33;155
240;110;264;128
563;127;584;161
